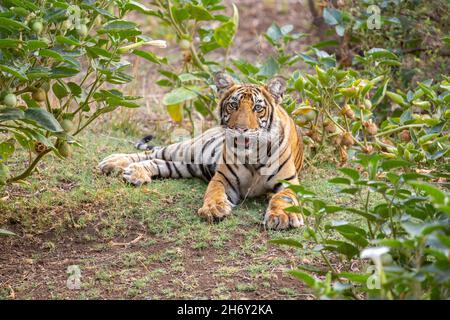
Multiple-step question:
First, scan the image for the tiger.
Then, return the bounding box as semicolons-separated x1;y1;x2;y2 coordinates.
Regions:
98;72;304;230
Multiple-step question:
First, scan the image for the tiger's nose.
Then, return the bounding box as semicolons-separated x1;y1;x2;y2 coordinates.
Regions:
234;126;248;134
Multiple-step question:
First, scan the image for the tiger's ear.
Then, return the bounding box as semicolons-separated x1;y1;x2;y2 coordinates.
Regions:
266;76;286;104
214;72;235;96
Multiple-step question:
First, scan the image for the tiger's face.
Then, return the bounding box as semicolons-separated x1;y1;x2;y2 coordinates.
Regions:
215;73;286;152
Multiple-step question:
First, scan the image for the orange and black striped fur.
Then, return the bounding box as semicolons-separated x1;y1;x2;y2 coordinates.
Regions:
99;73;304;229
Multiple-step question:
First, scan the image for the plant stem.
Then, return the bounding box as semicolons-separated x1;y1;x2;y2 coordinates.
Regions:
375;124;425;137
7;148;52;183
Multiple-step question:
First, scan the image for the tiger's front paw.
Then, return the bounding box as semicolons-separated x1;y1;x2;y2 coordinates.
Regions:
122;163;152;186
98;154;133;175
264;209;304;230
198;199;232;223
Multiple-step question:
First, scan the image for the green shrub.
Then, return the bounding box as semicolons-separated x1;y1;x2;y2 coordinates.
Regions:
0;0;163;184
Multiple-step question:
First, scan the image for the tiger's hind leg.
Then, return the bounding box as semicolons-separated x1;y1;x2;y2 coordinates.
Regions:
122;159;215;186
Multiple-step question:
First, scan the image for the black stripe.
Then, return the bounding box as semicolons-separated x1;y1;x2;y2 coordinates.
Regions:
171;143;181;161
267;104;274;130
201;137;215;155
165;161;172;177
267;152;291;182
217;170;239;196
272;182;283;193
282;174;297;182
172;162;182;178
199;164;212;180
225;163;240;188
186;163;196;177
207;164;216;179
162;147;168;161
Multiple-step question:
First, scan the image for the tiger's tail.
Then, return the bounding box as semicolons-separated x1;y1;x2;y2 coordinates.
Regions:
134;134;155;150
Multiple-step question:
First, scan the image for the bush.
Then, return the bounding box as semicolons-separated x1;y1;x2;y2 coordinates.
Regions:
270;46;449;300
0;0;163;185
274;155;449;299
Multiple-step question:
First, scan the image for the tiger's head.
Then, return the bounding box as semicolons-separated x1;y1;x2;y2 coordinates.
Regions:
215;72;286;151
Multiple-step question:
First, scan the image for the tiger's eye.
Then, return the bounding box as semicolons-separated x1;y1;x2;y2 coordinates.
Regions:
228;102;238;111
254;104;264;112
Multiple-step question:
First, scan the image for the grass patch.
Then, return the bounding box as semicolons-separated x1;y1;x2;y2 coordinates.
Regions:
0;126;364;299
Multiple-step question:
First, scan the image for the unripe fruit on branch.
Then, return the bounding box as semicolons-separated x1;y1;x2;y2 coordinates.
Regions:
57;141;71;158
3;93;17;107
32;88;46;102
179;39;191;50
60;119;75;133
31;21;43;34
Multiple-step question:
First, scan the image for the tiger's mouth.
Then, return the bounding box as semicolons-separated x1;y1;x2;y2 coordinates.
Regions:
234;136;251;149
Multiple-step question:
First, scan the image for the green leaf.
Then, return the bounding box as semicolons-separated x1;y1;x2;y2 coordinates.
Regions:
339;168;360;181
257;57;279;78
0;65;28;81
55;35;81;47
266;23;283;43
0;228;16;237
371;79;389;106
323;8;341;26
186;4;214;20
386;91;407;106
367;48;398;60
98;20;140;38
409;181;446;205
23;108;64;132
288;270;316;287
133;49;163;65
381;159;410;170
0;142;15;161
162;87;198;105
0;39;21;48
39;49;65;62
269;238;303;248
124;0;153;14
0;17;29;31
52;82;69;99
214;21;236;48
329;177;351;185
0;107;25;122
